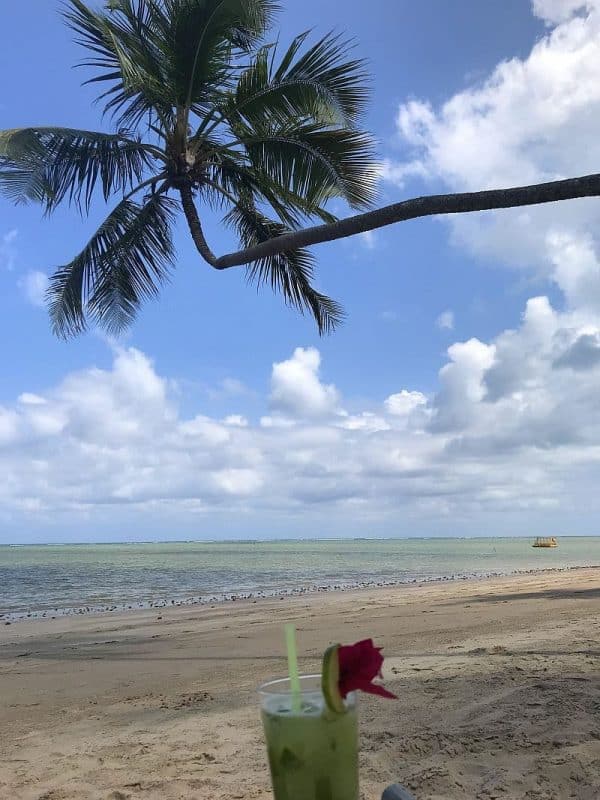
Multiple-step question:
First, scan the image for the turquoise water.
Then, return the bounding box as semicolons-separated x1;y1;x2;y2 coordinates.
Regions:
0;537;598;619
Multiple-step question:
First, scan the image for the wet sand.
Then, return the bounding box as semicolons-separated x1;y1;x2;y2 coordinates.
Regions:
1;568;599;800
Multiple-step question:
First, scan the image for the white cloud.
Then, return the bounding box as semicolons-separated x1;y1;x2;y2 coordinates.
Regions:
436;310;455;330
359;230;377;249
554;331;600;369
546;231;600;312
3;333;600;535
0;229;18;271
223;414;249;427
18;393;46;406
431;338;496;432
533;0;593;24
384;389;428;417
378;157;430;188
363;1;600;529
440;299;600;462
213;468;263;496
219;377;248;396
391;9;600;193
19;270;49;308
0;408;20;445
384;2;600;311
336;411;390;432
259;414;296;429
180;414;231;445
269;347;340;418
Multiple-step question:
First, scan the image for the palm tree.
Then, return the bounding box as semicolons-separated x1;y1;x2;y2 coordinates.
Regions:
0;0;377;337
2;1;599;339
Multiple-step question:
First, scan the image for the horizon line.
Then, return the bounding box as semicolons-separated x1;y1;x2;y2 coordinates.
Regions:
1;533;597;547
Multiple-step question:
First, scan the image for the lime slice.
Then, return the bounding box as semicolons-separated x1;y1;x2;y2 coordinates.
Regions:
322;644;345;713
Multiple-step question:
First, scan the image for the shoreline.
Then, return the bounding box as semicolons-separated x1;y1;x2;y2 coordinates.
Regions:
2;561;599;624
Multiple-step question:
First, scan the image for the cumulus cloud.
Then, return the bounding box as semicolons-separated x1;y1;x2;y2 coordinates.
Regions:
431;338;496;432
384;389;427;418
0;348;260;516
553;332;600;370
441;299;600;460
19;270;49;308
18;393;46;406
378;157;430;189
337;411;390;433
391;6;600;193
384;1;600;310
269;347;340;419
533;0;592;24
4;325;600;536
436;310;455;330
354;1;600;528
223;414;249;427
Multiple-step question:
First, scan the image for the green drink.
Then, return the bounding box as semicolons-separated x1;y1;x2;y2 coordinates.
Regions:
259;675;358;800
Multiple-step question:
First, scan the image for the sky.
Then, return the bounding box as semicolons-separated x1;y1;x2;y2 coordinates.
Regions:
1;0;600;542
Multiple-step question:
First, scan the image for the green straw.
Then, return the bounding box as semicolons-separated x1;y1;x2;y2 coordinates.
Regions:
284;623;302;713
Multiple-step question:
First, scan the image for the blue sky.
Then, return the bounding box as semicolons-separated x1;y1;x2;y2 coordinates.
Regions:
2;0;600;542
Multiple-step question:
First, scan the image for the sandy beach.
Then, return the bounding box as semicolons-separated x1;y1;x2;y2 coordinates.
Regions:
1;568;599;800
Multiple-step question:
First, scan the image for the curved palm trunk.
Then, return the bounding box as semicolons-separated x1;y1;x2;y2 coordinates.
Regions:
179;184;219;267
210;172;600;270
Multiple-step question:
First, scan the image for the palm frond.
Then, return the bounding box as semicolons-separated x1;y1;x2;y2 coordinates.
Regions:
48;193;176;337
163;0;280;112
225;30;369;129
64;0;174;129
207;156;338;226
225;201;344;334
0;128;56;205
0;126;156;211
238;121;377;209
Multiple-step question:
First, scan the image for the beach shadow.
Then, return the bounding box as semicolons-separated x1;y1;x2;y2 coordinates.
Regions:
392;649;600;659
0;644;294;662
4;643;600;663
444;586;600;604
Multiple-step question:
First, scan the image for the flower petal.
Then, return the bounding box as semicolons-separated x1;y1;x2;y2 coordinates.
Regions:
337;639;396;699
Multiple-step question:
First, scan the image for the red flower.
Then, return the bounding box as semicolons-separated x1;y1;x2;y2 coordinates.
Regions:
337;639;397;699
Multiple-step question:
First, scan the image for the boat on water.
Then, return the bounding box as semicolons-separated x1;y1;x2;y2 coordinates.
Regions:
532;536;558;548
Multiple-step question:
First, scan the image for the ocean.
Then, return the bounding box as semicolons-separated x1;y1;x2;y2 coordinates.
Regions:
1;537;598;620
